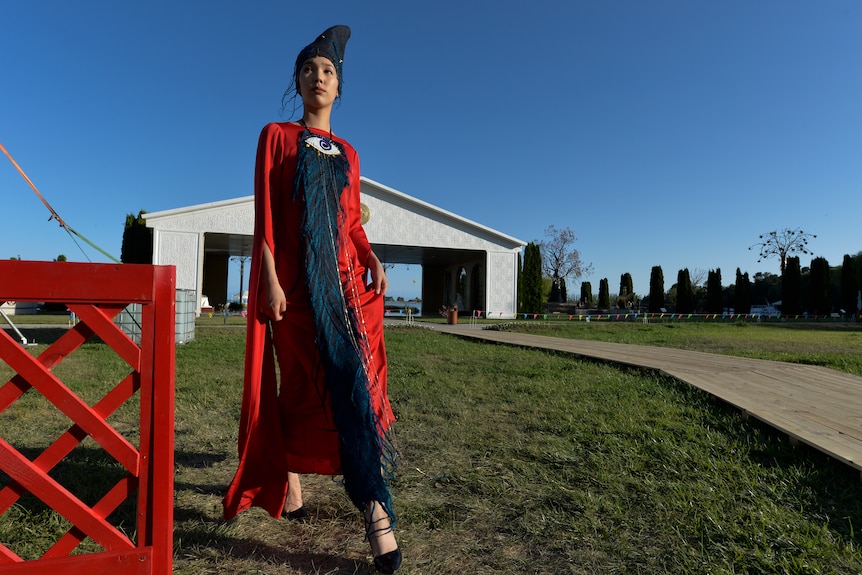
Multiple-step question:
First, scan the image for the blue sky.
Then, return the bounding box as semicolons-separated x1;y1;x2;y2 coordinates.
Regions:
2;1;860;301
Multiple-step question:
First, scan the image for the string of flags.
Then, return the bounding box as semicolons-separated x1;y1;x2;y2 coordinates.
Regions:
466;310;836;321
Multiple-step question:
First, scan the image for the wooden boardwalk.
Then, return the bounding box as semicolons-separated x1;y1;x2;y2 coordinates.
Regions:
426;323;862;478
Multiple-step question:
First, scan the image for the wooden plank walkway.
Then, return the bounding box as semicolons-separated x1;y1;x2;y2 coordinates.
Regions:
425;323;862;477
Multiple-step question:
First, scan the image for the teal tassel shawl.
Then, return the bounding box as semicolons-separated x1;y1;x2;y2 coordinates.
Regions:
292;128;395;525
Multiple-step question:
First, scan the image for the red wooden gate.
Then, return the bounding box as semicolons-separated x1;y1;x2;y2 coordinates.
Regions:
0;261;175;575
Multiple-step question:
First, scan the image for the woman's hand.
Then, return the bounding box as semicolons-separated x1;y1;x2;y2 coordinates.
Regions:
261;244;287;321
262;280;287;321
366;251;388;296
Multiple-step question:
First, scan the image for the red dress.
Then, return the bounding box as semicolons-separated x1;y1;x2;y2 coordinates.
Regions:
223;122;395;520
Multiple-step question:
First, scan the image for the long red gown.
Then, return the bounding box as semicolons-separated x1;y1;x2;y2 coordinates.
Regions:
223;122;395;520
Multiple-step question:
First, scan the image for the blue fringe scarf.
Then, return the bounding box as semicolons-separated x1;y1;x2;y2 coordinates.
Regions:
291;128;395;525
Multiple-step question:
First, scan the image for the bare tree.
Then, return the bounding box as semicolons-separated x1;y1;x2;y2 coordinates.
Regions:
688;267;708;287
749;228;817;274
539;225;592;302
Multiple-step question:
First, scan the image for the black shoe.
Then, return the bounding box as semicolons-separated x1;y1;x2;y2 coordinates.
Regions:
283;506;309;521
373;548;402;574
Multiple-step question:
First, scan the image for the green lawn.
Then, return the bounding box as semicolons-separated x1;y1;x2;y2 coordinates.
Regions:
481;318;862;377
1;322;861;574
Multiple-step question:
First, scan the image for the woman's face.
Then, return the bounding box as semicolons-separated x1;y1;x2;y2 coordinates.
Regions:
298;56;339;111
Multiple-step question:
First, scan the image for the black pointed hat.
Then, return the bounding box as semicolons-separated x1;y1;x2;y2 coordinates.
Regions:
294;25;351;96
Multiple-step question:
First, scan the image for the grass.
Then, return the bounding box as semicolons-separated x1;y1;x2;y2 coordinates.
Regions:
1;321;861;573
489;319;862;377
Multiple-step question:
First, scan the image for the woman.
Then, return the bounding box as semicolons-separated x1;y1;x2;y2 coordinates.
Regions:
223;25;401;574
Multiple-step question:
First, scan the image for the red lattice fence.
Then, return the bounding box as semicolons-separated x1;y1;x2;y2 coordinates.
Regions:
0;261;175;575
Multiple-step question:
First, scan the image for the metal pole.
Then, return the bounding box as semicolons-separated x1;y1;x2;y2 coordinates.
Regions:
230;255;250;308
0;307;29;345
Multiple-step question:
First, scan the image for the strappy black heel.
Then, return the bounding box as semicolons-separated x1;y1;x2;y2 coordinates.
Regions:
366;504;401;573
282;505;309;521
373;548;402;574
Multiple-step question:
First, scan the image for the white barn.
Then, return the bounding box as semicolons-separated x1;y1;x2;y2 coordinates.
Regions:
144;177;526;318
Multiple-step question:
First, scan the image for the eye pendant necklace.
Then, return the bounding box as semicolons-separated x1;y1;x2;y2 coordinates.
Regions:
299;119;341;156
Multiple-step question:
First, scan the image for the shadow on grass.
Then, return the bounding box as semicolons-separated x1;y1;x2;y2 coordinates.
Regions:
2;326;71;346
0;446;133;510
173;496;376;574
174;525;373;574
0;446;138;560
175;448;228;470
173;448;230;507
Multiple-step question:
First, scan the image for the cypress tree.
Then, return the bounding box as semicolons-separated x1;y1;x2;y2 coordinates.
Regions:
580;281;593;307
808;256;831;316
598;278;610;308
619;273;633;297
520;243;543;314
121;210;153;264
676;268;694;314
614;272;631;307
840;254;858;317
734;268;751;314
648;266;665;313
782;256;803;316
706;268;723;314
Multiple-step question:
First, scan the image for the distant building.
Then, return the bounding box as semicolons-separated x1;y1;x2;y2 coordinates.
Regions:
144;177;525;318
0;301;39;315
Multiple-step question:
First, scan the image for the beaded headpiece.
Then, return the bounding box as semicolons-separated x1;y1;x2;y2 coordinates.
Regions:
293;25;351;97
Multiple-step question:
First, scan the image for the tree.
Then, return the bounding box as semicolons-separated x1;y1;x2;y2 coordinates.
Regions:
619;273;633;297
559;277;568;303
734;268;751;314
580;281;593;307
676;269;694;314
520;242;543;313
614;272;635;308
539;225;591;303
706;268;722;314
782;257;803;316
648;266;665;313
840;254;858;316
808;257;831;316
549;278;562;303
54;254;67;262
749;228;816;275
121;210;153;264
751;271;781;306
852;251;862;284
597;278;610;308
688;268;708;288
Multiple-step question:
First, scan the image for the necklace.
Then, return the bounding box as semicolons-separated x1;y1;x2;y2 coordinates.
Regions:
299;118;333;141
299;119;341;157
